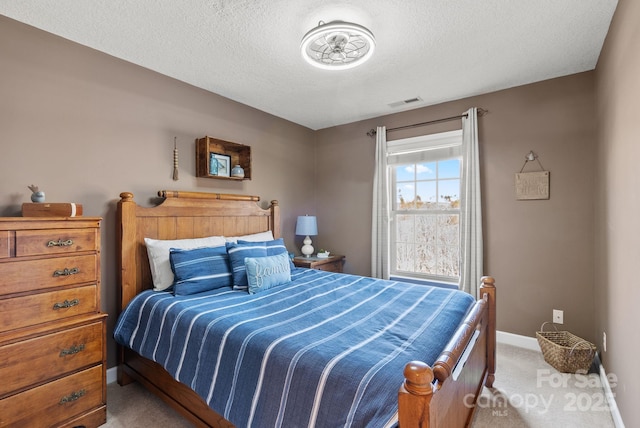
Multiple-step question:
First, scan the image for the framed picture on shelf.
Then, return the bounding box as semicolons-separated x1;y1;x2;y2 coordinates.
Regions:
209;153;218;175
210;153;231;177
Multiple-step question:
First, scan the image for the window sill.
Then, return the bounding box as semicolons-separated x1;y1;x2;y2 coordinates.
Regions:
390;276;459;290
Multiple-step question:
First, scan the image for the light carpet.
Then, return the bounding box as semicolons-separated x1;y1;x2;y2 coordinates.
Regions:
105;343;616;427
472;343;615;427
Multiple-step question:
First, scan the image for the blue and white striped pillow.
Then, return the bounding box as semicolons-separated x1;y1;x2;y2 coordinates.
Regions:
226;238;293;290
169;246;232;295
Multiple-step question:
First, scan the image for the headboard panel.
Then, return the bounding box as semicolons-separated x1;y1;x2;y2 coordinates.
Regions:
117;190;280;311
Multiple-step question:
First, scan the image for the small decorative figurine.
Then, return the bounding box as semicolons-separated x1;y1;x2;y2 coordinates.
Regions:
317;249;330;258
28;184;45;202
231;164;245;178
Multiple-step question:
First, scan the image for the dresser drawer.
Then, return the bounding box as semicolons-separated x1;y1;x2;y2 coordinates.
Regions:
0;365;104;427
0;231;9;259
15;228;97;257
0;320;104;397
0;285;98;332
315;262;342;272
1;254;97;295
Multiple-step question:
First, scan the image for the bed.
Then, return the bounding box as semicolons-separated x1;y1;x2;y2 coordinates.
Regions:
115;190;496;427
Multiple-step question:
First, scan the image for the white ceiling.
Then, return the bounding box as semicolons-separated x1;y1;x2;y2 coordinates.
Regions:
0;0;618;130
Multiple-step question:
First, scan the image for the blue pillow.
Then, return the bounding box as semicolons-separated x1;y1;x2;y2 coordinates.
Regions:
169;246;232;295
239;239;296;270
226;238;292;290
245;253;291;294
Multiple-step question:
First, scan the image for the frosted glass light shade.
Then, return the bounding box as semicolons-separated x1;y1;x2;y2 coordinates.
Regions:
301;21;375;70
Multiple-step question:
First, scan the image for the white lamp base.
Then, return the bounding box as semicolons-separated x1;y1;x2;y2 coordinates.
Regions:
301;235;314;257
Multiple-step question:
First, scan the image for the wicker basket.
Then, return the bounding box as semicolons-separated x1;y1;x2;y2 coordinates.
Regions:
536;322;596;373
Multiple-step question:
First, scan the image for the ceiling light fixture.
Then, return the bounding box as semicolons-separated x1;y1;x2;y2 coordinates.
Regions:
300;20;375;70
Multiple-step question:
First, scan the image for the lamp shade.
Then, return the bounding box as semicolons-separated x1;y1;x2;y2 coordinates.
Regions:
295;215;318;236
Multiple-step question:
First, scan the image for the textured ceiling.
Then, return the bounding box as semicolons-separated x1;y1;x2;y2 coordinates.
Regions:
0;0;618;130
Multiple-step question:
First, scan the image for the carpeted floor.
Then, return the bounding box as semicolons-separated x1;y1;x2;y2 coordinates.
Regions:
472;343;615;427
105;380;191;428
105;343;616;427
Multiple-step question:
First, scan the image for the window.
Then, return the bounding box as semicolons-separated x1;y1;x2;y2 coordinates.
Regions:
387;130;463;284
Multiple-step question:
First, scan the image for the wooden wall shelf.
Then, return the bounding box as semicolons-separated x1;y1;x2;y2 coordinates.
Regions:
196;136;251;180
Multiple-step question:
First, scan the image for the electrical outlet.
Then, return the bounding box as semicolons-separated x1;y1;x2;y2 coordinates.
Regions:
603;332;607;352
553;309;563;324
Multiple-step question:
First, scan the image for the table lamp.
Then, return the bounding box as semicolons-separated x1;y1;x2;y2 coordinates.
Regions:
295;215;317;257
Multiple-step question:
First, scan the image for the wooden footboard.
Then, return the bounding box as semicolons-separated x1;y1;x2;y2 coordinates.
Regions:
399;276;496;427
117;191;496;428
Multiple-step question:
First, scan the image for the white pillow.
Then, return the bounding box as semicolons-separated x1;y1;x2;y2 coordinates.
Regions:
224;230;274;243
144;236;226;291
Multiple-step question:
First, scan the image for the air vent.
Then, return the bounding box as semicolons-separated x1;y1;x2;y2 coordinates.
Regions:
388;96;423;108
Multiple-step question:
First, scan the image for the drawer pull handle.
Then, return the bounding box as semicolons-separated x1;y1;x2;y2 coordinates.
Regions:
53;267;80;277
60;344;85;356
48;239;74;247
59;389;86;405
53;299;80;310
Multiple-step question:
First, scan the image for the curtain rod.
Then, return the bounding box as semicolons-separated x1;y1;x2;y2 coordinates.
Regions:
366;108;488;137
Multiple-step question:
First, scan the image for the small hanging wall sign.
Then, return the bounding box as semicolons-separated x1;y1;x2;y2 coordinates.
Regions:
515;151;549;200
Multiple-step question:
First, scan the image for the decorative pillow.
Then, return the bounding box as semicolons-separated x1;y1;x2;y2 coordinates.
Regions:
225;238;291;290
169;246;232;295
144;235;226;291
245;253;291;295
224;230;274;243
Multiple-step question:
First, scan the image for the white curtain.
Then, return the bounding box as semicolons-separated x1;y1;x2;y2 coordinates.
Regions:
459;108;483;297
371;126;390;279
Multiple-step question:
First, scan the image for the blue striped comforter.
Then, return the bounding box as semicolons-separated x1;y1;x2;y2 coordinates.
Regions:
114;268;475;427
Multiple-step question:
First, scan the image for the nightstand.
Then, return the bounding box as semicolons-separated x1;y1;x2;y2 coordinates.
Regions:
293;254;345;273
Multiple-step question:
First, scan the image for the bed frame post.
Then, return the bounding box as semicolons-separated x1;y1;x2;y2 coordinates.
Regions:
398;361;435;427
480;276;496;387
117;191;137;386
270;200;280;238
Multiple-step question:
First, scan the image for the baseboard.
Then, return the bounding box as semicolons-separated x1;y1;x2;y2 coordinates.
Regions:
596;354;626;428
496;330;539;351
107;366;118;384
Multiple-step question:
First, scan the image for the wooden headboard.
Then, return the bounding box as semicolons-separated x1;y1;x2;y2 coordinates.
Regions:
117;190;280;311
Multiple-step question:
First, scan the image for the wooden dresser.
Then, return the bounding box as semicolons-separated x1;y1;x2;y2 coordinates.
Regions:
0;217;106;427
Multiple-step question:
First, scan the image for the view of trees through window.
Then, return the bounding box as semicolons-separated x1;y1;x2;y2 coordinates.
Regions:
392;159;461;281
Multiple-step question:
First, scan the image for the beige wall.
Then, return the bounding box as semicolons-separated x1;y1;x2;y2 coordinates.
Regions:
3;9;636;425
595;0;640;425
0;16;316;369
316;72;597;344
